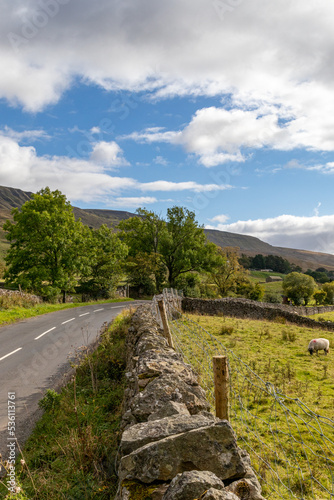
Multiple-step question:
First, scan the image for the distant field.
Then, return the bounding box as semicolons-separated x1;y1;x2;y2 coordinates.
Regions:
249;270;284;298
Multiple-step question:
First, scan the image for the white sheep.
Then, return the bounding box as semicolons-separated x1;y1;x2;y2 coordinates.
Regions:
308;338;330;356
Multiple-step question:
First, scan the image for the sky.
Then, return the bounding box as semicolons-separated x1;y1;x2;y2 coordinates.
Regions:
1;0;334;254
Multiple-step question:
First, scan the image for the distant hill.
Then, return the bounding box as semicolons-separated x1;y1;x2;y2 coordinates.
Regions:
1;185;334;271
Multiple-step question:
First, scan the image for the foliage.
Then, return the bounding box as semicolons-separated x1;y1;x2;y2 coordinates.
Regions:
211;247;264;300
242;253;298;274
313;289;327;305
282;272;316;305
3;187;87;301
124;252;166;296
119;206;219;290
38;389;61;413
79;224;128;298
322;282;334;304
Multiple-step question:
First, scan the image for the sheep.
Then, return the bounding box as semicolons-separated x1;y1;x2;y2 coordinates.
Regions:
308;338;330;356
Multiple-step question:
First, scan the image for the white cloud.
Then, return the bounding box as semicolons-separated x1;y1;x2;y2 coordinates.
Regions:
0;0;334;149
0;134;232;203
111;197;157;207
209;214;230;224
139;180;232;193
207;214;334;254
90;141;129;167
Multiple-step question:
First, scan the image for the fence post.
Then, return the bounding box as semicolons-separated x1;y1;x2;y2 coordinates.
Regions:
213;356;229;420
158;299;175;349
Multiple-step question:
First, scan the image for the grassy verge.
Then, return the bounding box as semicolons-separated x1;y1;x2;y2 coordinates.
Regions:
0;298;134;327
0;308;132;499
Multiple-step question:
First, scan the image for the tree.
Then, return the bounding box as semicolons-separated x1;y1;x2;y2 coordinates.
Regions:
211;247;243;297
159;206;219;288
79;225;128;298
4;187;87;301
118;208;166;291
119;206;219;290
282;272;316;305
322;282;334;304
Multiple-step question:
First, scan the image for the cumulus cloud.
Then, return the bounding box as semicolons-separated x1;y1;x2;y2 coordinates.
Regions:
206;214;334;254
0;0;334;145
0;134;232;203
90;141;129;167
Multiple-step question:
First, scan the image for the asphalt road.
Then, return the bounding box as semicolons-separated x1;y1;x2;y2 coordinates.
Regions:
0;300;145;459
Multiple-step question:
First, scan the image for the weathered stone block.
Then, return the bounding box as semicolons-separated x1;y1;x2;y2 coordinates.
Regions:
130;373;210;422
199;488;240;500
119;420;247;484
162;470;225;500
120;413;216;456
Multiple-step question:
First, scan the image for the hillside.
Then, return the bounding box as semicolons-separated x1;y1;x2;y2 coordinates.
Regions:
1;185;334;271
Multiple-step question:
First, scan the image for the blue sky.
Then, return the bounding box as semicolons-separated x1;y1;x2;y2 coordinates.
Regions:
1;0;334;254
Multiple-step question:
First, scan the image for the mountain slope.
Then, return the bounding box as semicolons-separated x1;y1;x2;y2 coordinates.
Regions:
0;185;334;271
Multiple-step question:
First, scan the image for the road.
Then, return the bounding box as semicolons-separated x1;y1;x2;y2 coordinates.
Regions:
0;301;144;458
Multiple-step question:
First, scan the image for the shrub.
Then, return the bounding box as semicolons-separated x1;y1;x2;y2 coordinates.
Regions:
38;389;61;413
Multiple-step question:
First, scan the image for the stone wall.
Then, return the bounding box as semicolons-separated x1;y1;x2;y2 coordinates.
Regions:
116;304;265;500
182;297;334;332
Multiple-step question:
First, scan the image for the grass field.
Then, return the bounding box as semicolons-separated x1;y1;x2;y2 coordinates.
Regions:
171;313;334;499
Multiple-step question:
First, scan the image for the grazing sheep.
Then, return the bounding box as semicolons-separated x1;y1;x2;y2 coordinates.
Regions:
308;338;330;356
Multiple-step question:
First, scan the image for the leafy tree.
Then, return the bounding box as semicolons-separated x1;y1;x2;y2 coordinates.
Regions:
252;254;266;269
282;272;316;305
119;206;219;290
322;282;334;304
124;252;166;296
3;187;87;301
313;289;327;305
79;225;128;298
211;247;243;297
118;209;166;291
159;206;219;287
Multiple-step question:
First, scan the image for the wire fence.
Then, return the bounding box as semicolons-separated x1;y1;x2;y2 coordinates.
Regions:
152;289;334;500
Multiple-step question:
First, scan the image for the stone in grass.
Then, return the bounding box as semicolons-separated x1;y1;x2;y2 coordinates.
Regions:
119;420;247;484
162;470;225;500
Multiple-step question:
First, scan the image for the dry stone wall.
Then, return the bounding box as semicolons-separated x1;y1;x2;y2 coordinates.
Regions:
116;304;265;500
182;297;334;332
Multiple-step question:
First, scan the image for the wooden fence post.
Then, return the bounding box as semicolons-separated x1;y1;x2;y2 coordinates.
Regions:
157;299;175;349
213;356;229;420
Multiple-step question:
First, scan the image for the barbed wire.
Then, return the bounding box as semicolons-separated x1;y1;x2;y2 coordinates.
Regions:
151;289;334;500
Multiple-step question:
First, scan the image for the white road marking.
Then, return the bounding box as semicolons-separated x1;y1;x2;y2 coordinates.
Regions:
35;326;56;340
110;305;124;309
61;318;76;325
0;347;22;361
93;308;104;312
79;312;90;317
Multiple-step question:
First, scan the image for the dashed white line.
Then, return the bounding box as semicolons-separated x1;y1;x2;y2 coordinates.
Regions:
79;312;90;317
93;308;104;312
62;318;76;325
0;347;22;362
110;306;123;309
35;326;56;340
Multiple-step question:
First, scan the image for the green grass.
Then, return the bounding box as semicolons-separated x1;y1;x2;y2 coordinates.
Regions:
309;311;334;322
171;313;334;499
0;297;134;327
0;308;133;499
